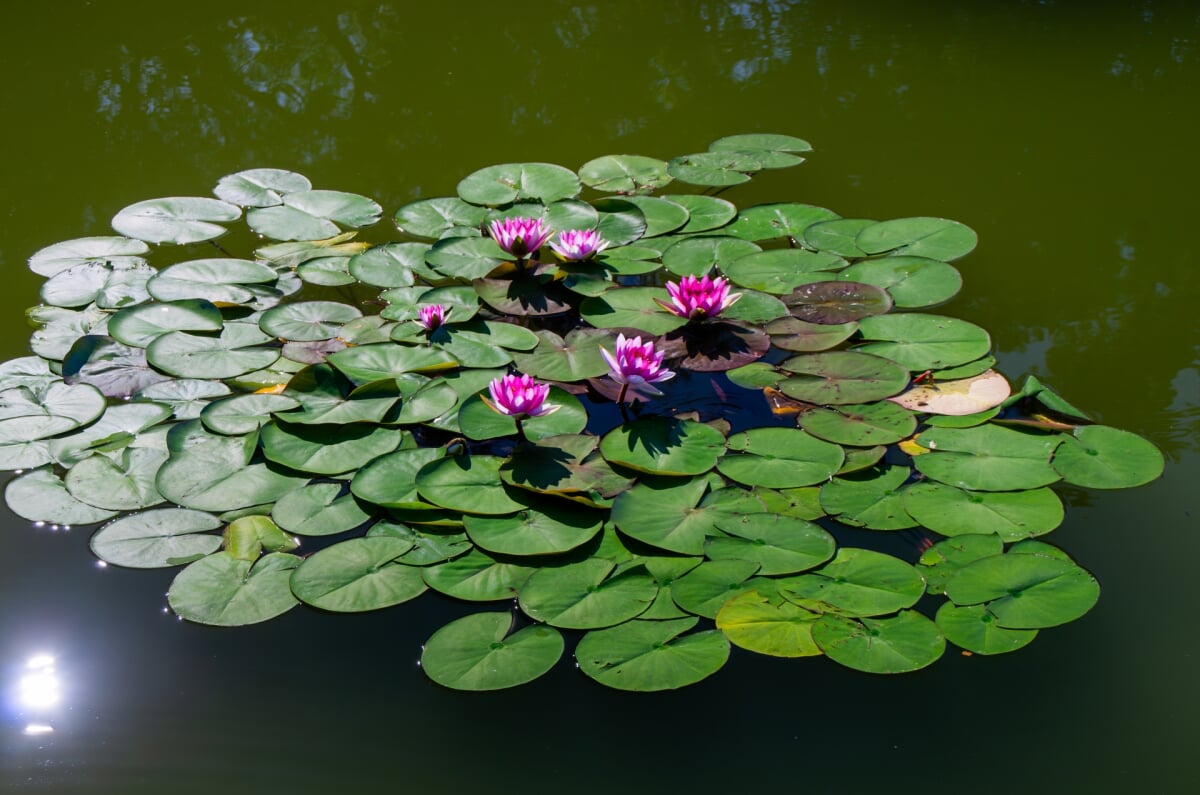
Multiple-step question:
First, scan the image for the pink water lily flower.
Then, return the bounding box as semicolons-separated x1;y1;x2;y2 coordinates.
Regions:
488;216;553;258
417;304;446;331
550;229;609;262
655;274;742;320
481;373;560;418
601;334;674;399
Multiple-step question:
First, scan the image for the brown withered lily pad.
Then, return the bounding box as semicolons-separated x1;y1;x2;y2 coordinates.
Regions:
784;281;893;325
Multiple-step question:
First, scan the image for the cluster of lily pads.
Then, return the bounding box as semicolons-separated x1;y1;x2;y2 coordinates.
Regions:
0;134;1164;692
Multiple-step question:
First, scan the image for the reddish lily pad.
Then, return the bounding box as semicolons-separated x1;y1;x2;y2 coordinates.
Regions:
784;281;894;324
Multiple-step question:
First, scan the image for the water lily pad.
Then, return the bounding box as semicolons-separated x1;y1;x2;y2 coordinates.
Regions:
903;482;1063;541
146;323;279;380
661;236;762;277
667;151;759;186
260;420;401;476
271;482;370;536
856;217;978;261
41;261;155;309
1051;425;1165;489
819;464;917;530
813;611;945;673
917;534;1005;595
168;551;300;626
802;218;875;258
0;381;107;443
915;424;1062;491
610;476;756;555
784;281;894;326
290;537;425;612
328;343;457;385
421;612;564;691
780;548;925;616
798;401;918;446
458;162;581;206
63;336;172;397
393;197;489;239
473;273;575;318
247;190;382;241
779;351;910;406
422;549;537;601
5;467;119;525
199;393;300;435
944;552;1100;629
889;370;1011;416
765;316;858;352
591;198;647;246
841;256;963;308
465;498;603;556
28;236;149;278
724;250;846;294
656;321;771;372
575;617;730;691
89;508;223;568
147;258;278;305
620;196;689;237
579;288;687;336
709;133;812;167
855;314;992;371
707;513;835;575
670;559;761;618
214;168;312;207
509;328;615;381
725;203;839;242
416;454;527;515
518;557;657;629
112;197;241;244
259;301;363;342
500;435;635;507
64;447;168;511
662;194;737;234
601;417;726;477
579;154;673;193
715;589;823;657
935;602;1038;655
458;387;586;442
108;300;224;348
717;427;844;488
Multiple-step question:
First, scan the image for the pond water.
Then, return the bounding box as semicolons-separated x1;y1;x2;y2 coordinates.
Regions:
1;1;1196;792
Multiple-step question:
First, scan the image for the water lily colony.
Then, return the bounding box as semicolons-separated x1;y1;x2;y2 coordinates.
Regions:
0;135;1164;691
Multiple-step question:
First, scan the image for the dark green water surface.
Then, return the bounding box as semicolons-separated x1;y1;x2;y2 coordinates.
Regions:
1;2;1196;792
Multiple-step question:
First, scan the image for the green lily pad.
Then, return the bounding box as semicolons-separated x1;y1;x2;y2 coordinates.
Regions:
715;589;823;657
593;198;648;246
610;477;757;555
801;218;875;258
717;427;844;488
147;323;279;380
347;242;429;287
819;464;917;530
260;420;401;476
917;534;1005;595
473;273;574;318
328;343;457;386
147;258;278;305
509;328;615;381
458;162;581;206
199;394;300;435
780;548;925;617
271;482;370;536
247;190;382;241
935;602;1038;655
856;217;978;261
168;551;301;626
112;197;241;245
421;612;564;691
214;168;312;207
423;236;511;280
108;300;224;348
667;151;759;186
5;467;120;525
458;387;586;442
813;611;945;673
578;154;673;194
707;513;835;575
351;447;444;510
40;261;154;309
944;552;1100;629
575;617;730;691
903;482;1064;541
670;559;761;618
64;447;168;511
89;508;223;568
259;301;363;342
765;316;858;352
499;435;635;507
1051;425;1165;488
797;401;917;446
28;236;149;278
580;288;688;336
416;454;527;515
915;424;1063;491
0;381;107;443
854;314;992;371
394;197;489;239
841;256;963;308
601;417;727;477
518;557;657;629
662;194;737;234
779;351;910;406
422;549;536;601
620;196;690;237
464;499;603;556
661;236;762;277
290;537;425;612
724;249;846;294
725;203;839;242
709;133;812;167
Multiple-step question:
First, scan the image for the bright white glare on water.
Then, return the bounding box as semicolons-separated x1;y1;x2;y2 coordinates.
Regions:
18;654;61;709
23;723;54;736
